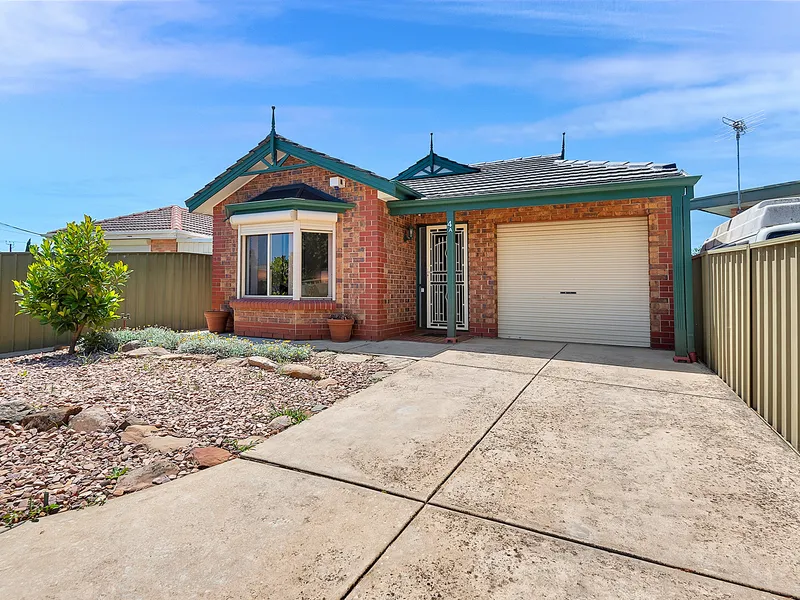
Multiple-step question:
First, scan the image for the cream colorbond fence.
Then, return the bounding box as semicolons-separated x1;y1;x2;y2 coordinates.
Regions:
0;252;211;355
693;234;800;450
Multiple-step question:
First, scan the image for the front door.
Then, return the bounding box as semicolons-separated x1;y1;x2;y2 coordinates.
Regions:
425;224;468;330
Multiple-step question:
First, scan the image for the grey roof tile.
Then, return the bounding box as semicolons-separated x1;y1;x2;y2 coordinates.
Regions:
51;206;212;236
402;154;687;200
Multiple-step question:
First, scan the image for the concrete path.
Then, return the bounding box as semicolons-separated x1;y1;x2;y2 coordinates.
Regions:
2;339;799;599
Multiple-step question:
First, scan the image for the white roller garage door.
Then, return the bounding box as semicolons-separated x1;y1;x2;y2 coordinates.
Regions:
497;217;651;347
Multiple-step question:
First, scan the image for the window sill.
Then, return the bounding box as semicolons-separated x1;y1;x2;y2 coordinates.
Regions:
230;298;337;312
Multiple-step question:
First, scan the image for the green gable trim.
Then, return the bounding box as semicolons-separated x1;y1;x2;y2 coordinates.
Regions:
186;134;421;212
394;151;480;181
225;198;354;217
387;176;701;215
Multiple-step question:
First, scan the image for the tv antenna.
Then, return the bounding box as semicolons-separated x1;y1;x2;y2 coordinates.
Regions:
721;114;760;212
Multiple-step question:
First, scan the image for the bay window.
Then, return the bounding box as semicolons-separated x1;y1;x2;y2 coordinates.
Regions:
240;225;333;299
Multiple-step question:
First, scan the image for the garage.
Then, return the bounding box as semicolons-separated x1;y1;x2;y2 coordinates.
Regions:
497;217;651;347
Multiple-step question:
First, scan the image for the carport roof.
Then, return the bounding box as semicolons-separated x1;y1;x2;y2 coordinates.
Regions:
403;154;690;200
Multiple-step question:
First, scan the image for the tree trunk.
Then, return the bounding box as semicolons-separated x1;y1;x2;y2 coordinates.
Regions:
69;324;84;354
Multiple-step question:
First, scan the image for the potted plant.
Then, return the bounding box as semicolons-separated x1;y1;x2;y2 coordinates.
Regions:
204;309;230;334
327;312;355;343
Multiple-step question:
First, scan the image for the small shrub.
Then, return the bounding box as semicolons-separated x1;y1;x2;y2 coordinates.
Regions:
13;216;131;353
269;407;309;424
110;327;182;351
78;329;120;354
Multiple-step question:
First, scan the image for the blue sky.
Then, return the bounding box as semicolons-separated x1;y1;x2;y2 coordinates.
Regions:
1;0;799;249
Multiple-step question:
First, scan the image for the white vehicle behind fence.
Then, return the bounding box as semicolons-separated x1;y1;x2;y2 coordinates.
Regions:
701;197;800;252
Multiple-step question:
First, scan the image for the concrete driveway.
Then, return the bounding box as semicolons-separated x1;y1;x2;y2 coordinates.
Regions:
2;339;799;599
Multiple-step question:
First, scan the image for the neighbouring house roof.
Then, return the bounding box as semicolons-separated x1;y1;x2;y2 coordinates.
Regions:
691;180;800;217
400;155;689;201
49;206;212;237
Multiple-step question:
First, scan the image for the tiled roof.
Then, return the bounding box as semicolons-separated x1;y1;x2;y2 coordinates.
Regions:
59;206;212;236
402;154;687;200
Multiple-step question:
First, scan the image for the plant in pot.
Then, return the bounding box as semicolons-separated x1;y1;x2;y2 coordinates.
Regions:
204;309;230;334
327;312;355;343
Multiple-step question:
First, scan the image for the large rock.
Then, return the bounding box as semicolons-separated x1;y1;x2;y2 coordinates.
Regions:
334;353;371;364
119;340;143;352
141;435;196;453
269;415;294;430
113;461;178;495
315;377;339;389
120;424;159;444
123;346;170;358
280;364;323;380
21;406;82;431
247;356;278;371
190;446;233;468
215;357;248;369
69;405;113;433
0;400;34;425
157;353;216;364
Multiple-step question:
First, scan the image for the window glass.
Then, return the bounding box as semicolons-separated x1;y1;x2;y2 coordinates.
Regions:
301;232;331;298
245;235;268;295
270;233;293;296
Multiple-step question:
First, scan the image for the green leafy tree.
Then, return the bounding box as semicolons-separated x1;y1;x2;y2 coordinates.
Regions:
13;216;131;354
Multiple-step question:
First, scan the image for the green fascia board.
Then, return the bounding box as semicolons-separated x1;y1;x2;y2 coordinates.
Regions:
691;179;800;211
187;134;422;212
273;138;420;201
394;152;480;181
387;176;701;215
225;198;355;217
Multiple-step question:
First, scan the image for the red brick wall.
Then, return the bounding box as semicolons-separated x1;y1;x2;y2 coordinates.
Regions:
150;239;178;252
211;162;410;340
397;196;675;349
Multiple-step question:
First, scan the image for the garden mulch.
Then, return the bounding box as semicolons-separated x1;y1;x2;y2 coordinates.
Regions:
0;350;389;526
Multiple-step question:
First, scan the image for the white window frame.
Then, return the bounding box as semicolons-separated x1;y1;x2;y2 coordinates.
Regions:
233;210;337;301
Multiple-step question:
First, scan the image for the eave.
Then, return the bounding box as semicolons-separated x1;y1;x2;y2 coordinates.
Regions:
691;180;800;216
225;198;355;218
387;175;701;215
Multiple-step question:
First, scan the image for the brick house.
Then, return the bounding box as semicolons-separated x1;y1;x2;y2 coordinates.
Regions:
186;120;700;360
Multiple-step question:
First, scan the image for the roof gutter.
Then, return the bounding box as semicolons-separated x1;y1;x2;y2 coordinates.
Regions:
387;175;701;215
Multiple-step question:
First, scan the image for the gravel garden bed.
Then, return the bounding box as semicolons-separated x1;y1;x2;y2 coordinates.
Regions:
0;339;405;529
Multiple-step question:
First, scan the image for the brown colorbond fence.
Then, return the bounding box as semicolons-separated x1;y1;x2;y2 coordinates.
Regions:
693;234;800;451
0;252;211;354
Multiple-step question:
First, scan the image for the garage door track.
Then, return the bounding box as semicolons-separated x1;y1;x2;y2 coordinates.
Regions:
2;339;799;599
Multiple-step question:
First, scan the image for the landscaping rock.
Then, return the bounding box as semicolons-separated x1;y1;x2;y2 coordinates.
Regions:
114;461;178;495
120;414;147;429
21;406;82;431
123;346;170;358
315;377;339;388
190;446;233;468
311;404;328;413
215;357;248;368
141;435;196;453
281;364;323;380
119;340;143;352
120;424;159;444
247;356;278;371
236;435;266;447
69;405;113;433
335;353;371;364
157;353;216;364
269;415;293;430
0;400;34;425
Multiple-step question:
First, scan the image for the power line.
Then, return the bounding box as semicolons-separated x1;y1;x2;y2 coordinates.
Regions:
0;221;46;237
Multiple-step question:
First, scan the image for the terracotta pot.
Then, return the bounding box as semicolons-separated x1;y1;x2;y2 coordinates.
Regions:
204;310;230;334
327;318;354;343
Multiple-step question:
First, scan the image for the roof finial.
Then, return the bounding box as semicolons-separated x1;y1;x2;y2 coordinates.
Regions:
271;106;276;135
560;132;566;160
430;132;434;154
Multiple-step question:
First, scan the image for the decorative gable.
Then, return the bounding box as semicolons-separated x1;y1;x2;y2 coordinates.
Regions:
394;134;479;181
